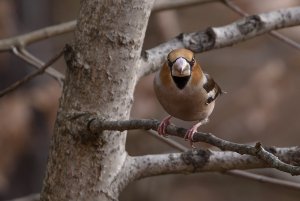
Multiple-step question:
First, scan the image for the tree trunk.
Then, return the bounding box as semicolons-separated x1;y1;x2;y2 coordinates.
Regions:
40;0;154;200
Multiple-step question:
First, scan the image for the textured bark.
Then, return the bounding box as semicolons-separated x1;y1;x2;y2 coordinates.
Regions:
130;147;300;180
139;6;300;76
87;118;300;175
40;1;154;201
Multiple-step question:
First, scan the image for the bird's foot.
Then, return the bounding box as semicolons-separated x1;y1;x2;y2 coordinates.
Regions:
184;125;198;149
157;115;172;137
184;118;209;148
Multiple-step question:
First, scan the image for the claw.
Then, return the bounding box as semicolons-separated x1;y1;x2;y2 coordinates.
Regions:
184;125;198;148
157;116;172;137
184;118;209;148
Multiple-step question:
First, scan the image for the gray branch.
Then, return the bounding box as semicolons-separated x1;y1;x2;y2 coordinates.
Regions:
0;21;76;51
0;48;64;97
12;46;65;84
6;193;39;201
129;147;300;180
139;6;300;77
222;0;300;50
147;130;300;190
0;0;215;51
86;118;300;175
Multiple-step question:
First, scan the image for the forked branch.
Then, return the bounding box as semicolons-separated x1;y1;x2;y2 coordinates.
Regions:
81;117;300;175
129;147;300;180
0;48;64;97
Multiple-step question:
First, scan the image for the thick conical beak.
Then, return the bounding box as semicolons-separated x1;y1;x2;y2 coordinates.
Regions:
172;57;191;77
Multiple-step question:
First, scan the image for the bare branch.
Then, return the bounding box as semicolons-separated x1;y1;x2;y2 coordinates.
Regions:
12;47;65;85
1;4;299;84
0;1;218;89
255;143;300;176
0;21;76;51
139;6;300;77
226;170;300;191
6;193;39;201
130;147;299;180
9;147;300;201
0;0;216;51
147;130;300;190
147;130;189;151
222;0;300;50
18;48;65;82
87;118;300;175
0;48;64;97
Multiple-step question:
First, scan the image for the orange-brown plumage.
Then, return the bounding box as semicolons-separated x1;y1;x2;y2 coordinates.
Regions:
191;63;203;87
153;48;223;147
159;63;172;88
168;48;194;62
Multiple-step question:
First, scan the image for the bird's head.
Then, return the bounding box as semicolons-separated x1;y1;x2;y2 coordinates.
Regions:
167;48;195;77
165;48;198;89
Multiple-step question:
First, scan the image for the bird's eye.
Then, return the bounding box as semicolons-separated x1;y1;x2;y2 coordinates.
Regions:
167;59;174;67
189;58;195;67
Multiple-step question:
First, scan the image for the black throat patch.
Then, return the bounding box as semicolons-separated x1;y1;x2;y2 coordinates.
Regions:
172;76;191;90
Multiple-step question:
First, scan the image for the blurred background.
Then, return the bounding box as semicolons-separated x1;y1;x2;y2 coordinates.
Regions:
0;0;300;200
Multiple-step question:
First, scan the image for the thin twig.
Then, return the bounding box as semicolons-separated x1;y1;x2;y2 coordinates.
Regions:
1;1;299;54
0;48;65;98
222;0;300;50
255;143;300;176
0;1;218;51
0;21;76;51
147;130;188;151
146;130;300;191
86;118;300;175
6;193;39;201
12;47;65;85
12;46;40;66
226;170;300;191
18;47;65;85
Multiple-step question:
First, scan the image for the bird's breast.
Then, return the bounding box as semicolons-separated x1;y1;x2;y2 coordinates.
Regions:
154;74;215;121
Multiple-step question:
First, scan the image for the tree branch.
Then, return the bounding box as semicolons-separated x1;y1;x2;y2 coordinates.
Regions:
147;130;300;190
0;48;64;97
12;46;65;85
1;5;300;86
139;6;300;77
130;147;300;180
0;0;217;52
222;0;300;50
226;170;300;191
0;21;76;51
86;118;300;175
6;193;39;201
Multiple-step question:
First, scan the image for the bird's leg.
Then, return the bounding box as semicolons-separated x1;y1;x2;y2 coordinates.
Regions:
157;115;172;136
184;118;209;148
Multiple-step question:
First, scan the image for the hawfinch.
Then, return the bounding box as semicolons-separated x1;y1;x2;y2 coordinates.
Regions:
153;48;223;147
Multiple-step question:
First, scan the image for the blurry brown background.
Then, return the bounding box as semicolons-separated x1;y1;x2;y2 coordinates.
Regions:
0;0;300;200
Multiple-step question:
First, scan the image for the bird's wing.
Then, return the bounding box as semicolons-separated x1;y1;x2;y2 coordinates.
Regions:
203;73;224;104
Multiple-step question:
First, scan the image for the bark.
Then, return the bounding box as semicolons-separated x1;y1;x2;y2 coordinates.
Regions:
139;6;300;76
87;118;300;175
130;147;300;180
40;1;154;201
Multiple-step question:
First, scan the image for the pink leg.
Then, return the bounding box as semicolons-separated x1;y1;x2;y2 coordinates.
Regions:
157;115;172;136
184;118;209;148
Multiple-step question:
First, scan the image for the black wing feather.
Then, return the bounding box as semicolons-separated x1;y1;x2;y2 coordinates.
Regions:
203;73;223;104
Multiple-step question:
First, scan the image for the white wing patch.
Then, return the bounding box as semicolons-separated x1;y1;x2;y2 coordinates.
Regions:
203;73;223;104
207;88;216;99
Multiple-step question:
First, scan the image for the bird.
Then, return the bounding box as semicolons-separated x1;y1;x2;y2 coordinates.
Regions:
153;48;223;148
